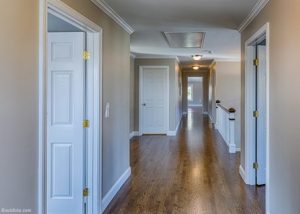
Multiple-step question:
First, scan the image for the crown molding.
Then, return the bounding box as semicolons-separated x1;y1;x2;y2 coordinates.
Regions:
90;0;134;34
130;53;136;58
238;0;270;32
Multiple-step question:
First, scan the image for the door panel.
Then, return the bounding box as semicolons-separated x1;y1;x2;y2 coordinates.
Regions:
47;32;85;214
141;67;168;134
256;45;267;185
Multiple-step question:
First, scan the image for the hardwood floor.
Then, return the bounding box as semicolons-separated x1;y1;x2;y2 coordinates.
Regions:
104;107;265;214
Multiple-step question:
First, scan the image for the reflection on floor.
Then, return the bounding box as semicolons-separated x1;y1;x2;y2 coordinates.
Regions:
104;107;265;214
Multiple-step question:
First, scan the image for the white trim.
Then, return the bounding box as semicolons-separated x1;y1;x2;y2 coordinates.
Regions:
228;144;237;154
38;1;103;213
139;66;170;135
49;0;102;32
167;116;182;136
90;0;134;34
38;0;46;213
238;0;270;32
129;131;139;139
244;23;270;214
239;165;246;182
130;53;136;59
102;167;131;212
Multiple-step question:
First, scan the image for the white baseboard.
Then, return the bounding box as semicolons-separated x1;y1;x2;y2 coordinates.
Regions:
167;115;182;136
102;167;131;212
239;165;246;183
129;131;139;139
229;144;237;153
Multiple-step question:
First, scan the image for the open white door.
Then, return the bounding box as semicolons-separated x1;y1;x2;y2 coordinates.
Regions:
47;32;85;214
140;66;169;134
256;45;267;185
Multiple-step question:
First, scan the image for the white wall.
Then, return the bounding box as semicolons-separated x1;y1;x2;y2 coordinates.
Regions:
216;61;241;149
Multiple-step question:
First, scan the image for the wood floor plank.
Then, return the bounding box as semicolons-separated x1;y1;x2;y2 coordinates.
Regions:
104;107;265;214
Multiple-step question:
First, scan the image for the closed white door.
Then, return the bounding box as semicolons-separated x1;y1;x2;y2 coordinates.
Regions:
140;67;169;134
256;45;267;185
47;32;85;214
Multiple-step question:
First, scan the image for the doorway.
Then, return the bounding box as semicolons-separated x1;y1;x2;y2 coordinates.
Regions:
187;77;203;109
244;23;270;212
38;1;102;213
139;66;169;135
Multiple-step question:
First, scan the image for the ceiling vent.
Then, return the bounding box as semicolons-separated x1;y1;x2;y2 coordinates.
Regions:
163;32;206;48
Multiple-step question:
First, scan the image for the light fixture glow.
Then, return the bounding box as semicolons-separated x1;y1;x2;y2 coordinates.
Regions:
192;55;202;61
192;66;200;70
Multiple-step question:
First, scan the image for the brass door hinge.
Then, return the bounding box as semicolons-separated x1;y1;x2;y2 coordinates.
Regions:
253;111;259;118
83;120;90;128
83;187;89;197
253;59;259;66
253;162;259;169
83;51;90;60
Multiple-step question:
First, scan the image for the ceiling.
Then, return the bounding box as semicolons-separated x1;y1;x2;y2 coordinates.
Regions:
102;0;260;65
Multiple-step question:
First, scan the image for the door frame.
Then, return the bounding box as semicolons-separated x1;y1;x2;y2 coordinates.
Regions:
139;66;170;135
244;23;270;212
38;0;103;213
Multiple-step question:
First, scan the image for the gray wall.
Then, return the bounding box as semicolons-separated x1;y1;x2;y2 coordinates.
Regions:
241;0;300;212
175;61;183;130
0;1;38;211
134;58;182;131
0;0;131;210
182;70;209;113
208;64;217;122
61;0;131;198
188;79;203;106
130;56;135;132
215;61;241;149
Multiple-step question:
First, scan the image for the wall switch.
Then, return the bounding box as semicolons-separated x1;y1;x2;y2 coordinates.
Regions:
105;103;110;118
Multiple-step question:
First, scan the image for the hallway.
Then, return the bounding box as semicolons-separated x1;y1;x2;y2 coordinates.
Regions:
105;107;265;214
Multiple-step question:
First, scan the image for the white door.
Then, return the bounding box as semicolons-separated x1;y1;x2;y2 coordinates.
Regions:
256;45;267;185
47;32;85;214
140;67;169;134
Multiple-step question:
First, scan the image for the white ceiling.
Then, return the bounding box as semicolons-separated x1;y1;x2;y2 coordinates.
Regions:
102;0;260;64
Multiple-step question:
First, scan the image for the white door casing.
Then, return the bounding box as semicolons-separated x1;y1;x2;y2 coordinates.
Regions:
47;32;85;214
139;66;169;135
256;45;267;185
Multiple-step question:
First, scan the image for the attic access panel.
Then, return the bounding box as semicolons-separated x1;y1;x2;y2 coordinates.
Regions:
163;32;206;48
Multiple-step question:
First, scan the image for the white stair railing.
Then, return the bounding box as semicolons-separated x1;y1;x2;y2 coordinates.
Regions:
215;100;237;153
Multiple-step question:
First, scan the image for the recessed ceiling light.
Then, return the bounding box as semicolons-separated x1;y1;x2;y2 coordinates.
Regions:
192;66;200;70
192;55;202;61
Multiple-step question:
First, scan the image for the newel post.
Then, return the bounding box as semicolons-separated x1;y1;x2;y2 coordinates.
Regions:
228;108;236;153
215;100;221;130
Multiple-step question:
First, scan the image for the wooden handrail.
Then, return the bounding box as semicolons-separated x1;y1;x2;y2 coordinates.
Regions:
217;103;236;113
